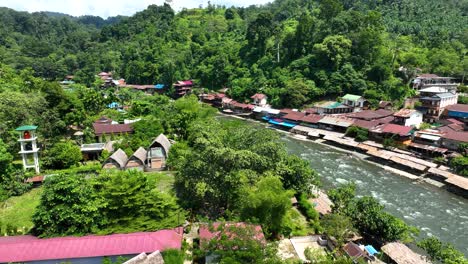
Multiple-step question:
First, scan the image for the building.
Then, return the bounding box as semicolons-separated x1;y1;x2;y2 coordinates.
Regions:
393;109;423;128
16;125;40;174
173;80;193;97
318;116;354;132
250;93;268;107
342;242;373;262
93;117;134;142
313;101;353;115
252;106;280;120
342;94;368;110
412;74;458;91
102;148;128;170
419;92;458;122
125;147;148;171
440;131;468;151
0;229;183;264
370;124;414;143
81;143;106;160
446;104;468;121
347;109;393;121
379;101;393;110
147;134;172;171
381;242;431;264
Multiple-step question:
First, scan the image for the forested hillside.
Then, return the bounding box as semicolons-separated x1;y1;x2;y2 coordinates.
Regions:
0;0;466;108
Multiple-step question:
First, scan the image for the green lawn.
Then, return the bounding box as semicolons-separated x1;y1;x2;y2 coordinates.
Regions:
148;171;176;194
0;187;42;234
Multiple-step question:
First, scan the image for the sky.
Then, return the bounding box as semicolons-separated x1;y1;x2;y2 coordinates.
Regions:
0;0;272;18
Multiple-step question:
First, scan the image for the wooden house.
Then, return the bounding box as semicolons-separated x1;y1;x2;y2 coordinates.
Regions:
342;94;368;110
250;93;268;107
173;80;193;97
393;109;423;128
125;147;148;171
147;134;172;171
102;149;128;170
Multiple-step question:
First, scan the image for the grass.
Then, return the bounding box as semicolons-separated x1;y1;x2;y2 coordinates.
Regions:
0;187;42;234
147;171;176;194
287;207;316;236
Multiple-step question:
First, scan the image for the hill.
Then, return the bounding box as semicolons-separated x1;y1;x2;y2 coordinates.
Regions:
0;0;466;107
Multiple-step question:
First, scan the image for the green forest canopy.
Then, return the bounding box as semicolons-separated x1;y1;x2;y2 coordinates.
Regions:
0;0;466;108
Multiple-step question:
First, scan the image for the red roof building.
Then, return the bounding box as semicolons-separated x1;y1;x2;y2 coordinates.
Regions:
283;112;306;122
0;229;183;263
379;124;413;137
301;114;322;124
93;123;133;136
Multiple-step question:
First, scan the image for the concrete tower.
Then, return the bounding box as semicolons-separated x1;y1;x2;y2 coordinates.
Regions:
16;125;40;174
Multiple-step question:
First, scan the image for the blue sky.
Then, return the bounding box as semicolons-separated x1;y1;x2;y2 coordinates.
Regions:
0;0;271;18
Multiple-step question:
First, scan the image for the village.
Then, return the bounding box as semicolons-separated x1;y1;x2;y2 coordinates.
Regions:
198;73;468;198
3;71;466;264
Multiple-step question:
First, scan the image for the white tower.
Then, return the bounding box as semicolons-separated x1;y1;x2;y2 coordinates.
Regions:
16;125;40;174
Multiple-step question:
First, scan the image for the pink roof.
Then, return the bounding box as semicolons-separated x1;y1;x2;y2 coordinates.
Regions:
98;72;110;76
173;80;193;87
283;112;306;122
301;114;322;124
250;93;266;100
352;119;379;130
447;104;468;113
0;229;183;263
442;131;468;143
93;123;133;136
446;118;464;125
381;124;413;136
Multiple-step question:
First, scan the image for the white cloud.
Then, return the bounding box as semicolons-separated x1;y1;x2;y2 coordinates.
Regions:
0;0;271;18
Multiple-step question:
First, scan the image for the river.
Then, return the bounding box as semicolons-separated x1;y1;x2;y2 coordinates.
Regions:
220;116;468;256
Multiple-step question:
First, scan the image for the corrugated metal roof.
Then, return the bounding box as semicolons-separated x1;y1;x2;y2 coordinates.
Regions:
318;116;353;127
342;94;362;101
0;229;183;263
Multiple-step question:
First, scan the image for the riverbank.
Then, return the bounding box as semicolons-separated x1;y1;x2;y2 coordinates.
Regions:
217;112;468;198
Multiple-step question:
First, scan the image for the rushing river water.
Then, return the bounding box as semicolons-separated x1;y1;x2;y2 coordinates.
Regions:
220;116;468;256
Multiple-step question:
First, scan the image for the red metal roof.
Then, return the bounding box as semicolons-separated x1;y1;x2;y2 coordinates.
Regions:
447;104;468;113
352;119;379;130
301;114;322;124
381;124;413;136
0;229;183;263
283;112;306;122
348;109;393;121
173;80;193;87
280;108;295;114
93;123;133;136
442;131;468;143
446;118;464;125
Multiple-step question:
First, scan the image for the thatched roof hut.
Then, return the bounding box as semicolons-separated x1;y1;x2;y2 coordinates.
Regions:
149;134;171;158
126;147;148;170
103;149;128;170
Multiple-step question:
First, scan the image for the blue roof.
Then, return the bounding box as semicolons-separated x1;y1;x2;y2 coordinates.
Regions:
107;102;119;108
268;119;296;128
155;84;165;89
365;245;378;256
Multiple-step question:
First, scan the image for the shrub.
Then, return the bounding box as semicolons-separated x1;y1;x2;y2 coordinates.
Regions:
345;126;368;142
